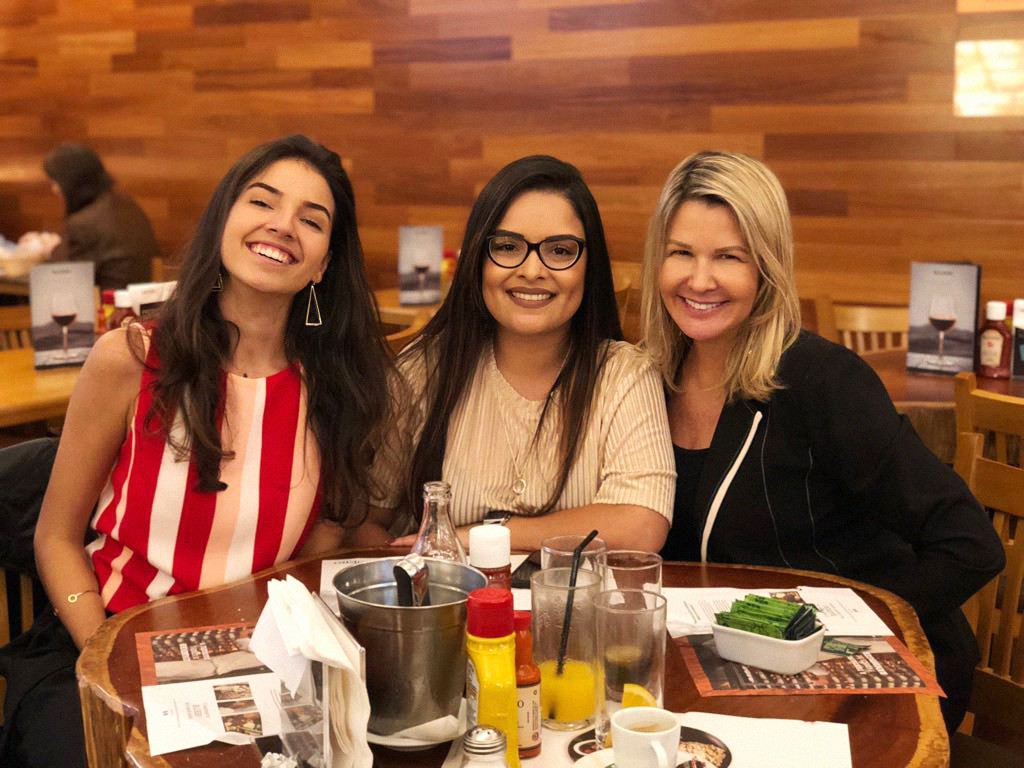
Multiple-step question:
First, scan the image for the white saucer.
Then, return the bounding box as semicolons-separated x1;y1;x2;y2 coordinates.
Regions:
574;748;613;767
574;746;696;767
366;700;467;751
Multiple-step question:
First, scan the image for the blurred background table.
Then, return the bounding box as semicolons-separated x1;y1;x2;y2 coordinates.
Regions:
77;550;947;768
862;350;1024;463
0;275;30;298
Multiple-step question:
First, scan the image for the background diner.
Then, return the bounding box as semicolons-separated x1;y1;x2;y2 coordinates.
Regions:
1;2;1022;767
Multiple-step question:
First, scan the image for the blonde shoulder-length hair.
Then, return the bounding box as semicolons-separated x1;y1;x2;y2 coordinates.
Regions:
640;151;801;401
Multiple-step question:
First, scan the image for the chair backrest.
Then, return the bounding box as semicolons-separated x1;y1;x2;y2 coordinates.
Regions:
955;432;1024;681
617;284;642;345
0;305;32;350
800;295;840;343
378;306;427;357
954;431;1024;748
955;371;1024;467
825;299;909;354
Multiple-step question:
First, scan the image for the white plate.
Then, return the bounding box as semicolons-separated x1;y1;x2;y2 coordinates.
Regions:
366;699;467;751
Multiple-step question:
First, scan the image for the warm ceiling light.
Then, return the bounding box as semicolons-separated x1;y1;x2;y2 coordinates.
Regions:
955;39;1024;116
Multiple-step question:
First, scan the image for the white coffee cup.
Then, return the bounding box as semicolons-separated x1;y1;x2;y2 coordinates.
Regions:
610;706;679;768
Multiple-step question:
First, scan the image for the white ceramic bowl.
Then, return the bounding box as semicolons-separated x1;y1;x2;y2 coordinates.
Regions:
711;622;825;675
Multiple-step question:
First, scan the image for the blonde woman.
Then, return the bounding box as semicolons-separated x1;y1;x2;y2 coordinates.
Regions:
641;150;1002;731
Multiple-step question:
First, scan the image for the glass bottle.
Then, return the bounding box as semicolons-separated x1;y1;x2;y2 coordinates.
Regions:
107;289;137;331
514;610;541;759
977;300;1011;379
469;524;512;590
412;481;466;563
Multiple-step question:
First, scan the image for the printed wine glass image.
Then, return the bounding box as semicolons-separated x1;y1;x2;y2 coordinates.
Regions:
50;290;78;360
413;253;431;301
928;295;957;369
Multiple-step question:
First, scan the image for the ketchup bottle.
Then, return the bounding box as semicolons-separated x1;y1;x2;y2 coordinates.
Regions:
977;300;1011;379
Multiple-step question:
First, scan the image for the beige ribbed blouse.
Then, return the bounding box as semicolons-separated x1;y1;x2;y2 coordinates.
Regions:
378;341;675;529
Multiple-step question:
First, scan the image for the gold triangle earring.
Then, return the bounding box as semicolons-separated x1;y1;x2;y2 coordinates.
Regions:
213;270;224;292
305;282;322;327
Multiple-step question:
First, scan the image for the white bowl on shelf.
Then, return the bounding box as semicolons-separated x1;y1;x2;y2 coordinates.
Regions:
711;622;825;675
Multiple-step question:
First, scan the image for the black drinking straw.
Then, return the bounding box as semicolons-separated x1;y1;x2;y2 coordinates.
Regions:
556;529;599;675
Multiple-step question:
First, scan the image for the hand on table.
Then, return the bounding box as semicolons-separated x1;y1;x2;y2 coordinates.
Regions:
389;525;471;551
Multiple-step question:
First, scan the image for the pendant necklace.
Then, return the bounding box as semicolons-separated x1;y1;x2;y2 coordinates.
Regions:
495;346;570;498
500;411;531;496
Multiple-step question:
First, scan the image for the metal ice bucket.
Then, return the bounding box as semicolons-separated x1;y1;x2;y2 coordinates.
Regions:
333;557;486;735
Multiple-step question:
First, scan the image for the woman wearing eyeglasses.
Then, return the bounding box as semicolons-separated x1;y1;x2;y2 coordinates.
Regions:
379;156;675;552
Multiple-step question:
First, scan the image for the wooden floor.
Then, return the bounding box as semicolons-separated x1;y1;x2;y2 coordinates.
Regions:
0;1;1021;303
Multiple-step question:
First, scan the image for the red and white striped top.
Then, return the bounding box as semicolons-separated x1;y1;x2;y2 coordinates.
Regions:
87;344;321;613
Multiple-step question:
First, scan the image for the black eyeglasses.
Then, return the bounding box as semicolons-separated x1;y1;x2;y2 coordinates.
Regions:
486;233;585;271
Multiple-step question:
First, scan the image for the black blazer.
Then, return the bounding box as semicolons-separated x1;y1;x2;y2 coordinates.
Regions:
666;331;1003;624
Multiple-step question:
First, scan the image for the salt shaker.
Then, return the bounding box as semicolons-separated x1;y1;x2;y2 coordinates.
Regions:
461;725;509;767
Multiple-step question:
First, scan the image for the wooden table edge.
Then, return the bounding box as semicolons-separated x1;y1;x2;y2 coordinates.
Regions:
677;562;949;767
77;553;950;767
76;550;376;768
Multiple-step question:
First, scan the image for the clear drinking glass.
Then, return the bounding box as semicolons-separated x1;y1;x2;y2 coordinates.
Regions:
411;481;466;563
540;534;607;581
594;589;667;749
530;567;601;730
604;551;662;593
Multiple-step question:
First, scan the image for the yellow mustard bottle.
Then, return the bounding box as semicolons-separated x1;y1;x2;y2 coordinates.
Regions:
465;587;520;768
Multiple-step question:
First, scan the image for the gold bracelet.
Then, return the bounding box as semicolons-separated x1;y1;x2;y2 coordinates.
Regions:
54;589;100;616
67;589;99;603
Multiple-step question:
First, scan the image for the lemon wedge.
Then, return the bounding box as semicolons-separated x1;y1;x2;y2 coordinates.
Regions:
621;683;657;708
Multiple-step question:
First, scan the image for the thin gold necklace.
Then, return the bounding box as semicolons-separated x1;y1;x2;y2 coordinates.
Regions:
495;349;569;497
500;412;533;496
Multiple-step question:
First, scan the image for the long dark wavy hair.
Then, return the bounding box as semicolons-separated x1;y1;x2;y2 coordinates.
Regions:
400;155;623;516
146;135;392;526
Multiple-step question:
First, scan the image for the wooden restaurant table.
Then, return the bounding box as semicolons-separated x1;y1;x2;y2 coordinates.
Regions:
77;549;948;768
374;287;439;322
862;350;1024;463
0;347;80;428
0;274;30;297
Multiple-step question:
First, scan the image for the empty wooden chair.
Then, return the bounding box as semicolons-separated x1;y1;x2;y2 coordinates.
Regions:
955;372;1024;467
800;295;839;343
952;432;1024;764
617;284;642;345
0;305;31;351
814;295;908;354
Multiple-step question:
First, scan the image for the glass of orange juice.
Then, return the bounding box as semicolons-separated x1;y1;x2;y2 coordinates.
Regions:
530;567;601;730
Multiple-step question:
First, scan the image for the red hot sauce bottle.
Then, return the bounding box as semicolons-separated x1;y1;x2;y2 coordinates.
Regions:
513;610;541;759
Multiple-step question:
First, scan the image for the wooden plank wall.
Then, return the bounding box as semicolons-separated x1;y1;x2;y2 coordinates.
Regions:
0;0;1021;304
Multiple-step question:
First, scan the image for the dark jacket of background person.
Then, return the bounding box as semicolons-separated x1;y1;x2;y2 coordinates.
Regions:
44;143;158;290
663;330;1005;728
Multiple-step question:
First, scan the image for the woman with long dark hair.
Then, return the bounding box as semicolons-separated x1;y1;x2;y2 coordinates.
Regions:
385;156;675;552
3;135;391;767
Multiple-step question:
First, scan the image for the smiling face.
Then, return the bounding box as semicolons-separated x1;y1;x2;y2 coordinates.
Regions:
658;199;761;349
482;190;587;346
219;158;334;297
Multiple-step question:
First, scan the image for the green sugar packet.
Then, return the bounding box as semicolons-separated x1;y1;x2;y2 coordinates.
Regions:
822;638;871;656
